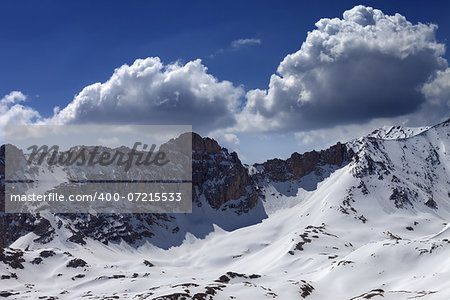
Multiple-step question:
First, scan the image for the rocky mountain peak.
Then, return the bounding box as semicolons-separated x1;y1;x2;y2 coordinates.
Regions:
192;132;222;154
192;132;258;211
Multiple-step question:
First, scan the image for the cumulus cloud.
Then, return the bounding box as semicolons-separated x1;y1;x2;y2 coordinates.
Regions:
231;38;261;50
0;91;27;105
211;131;246;161
237;5;448;132
220;133;240;150
418;68;450;123
50;57;244;133
422;69;450;104
0;91;41;137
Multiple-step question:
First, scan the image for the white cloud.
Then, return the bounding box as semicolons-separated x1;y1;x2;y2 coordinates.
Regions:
211;131;246;161
209;38;261;58
222;133;240;146
0;91;27;105
237;5;448;133
0;91;41;138
422;69;450;103
50;57;244;134
98;136;120;146
420;69;450;123
293;118;399;150
231;38;261;50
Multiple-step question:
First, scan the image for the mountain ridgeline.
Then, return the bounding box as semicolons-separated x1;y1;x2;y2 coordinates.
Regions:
1;120;449;249
0;130;356;248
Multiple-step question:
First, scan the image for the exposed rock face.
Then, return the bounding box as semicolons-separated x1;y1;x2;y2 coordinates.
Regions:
255;142;354;182
192;133;258;211
0;213;54;248
368;125;430;139
192;133;222;154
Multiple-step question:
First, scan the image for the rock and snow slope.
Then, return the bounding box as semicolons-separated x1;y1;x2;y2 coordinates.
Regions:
368;125;430;139
0;119;449;299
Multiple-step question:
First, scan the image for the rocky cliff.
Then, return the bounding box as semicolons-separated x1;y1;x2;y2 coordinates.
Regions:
192;133;258;212
253;142;354;182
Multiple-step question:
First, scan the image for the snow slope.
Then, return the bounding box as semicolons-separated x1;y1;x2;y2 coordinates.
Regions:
368;125;430;139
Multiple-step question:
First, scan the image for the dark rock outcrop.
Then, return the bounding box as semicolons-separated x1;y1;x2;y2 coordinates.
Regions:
66;258;88;268
255;142;353;182
192;133;258;212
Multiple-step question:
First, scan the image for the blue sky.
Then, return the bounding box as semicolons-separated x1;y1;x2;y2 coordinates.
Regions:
1;1;450;162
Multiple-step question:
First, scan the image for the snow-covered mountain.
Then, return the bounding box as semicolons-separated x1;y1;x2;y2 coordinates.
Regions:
368;125;430;139
0;119;449;299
